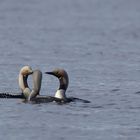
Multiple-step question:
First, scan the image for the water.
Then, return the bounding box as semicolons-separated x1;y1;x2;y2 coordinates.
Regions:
0;0;140;139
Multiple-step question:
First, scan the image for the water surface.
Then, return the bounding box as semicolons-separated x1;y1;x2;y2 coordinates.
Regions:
0;0;140;140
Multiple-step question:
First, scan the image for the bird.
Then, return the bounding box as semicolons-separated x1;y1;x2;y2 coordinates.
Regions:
45;68;90;103
19;67;90;103
0;66;41;100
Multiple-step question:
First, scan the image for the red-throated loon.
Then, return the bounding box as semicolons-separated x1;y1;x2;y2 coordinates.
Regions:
20;67;90;103
0;66;41;100
45;68;90;103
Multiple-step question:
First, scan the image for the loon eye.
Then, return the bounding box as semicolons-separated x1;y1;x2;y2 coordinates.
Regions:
59;76;62;80
55;71;60;76
57;74;61;78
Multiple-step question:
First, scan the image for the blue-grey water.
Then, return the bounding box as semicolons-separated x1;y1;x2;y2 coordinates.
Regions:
0;0;140;140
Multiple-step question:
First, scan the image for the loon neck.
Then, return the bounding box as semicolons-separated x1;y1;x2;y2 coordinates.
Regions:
23;88;31;99
58;77;68;91
19;73;29;91
55;89;66;99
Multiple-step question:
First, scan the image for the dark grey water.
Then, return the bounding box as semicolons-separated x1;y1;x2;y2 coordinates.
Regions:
0;0;140;139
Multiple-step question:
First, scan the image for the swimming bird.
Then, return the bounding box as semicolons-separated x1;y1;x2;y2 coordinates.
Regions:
45;68;90;103
20;67;90;103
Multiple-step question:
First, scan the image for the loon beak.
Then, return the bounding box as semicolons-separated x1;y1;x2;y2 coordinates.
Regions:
27;70;33;75
29;71;33;75
45;72;54;75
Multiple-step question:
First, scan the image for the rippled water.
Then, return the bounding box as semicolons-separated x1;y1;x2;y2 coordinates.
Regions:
0;0;140;140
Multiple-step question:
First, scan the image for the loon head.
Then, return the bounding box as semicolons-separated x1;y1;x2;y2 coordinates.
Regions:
45;68;69;90
45;68;69;99
20;66;33;76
